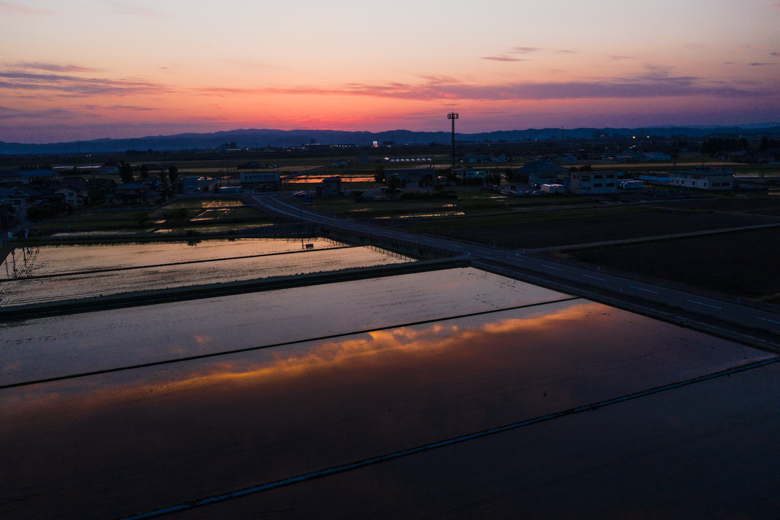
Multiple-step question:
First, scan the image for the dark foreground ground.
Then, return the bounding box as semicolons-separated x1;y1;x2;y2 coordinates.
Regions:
561;227;780;304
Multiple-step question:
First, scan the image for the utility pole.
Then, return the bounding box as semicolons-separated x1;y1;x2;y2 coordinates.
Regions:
447;112;459;171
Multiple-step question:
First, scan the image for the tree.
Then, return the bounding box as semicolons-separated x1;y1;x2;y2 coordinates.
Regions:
168;165;179;184
139;164;150;180
373;166;385;183
350;190;364;200
132;212;150;226
119;161;134;184
26;205;53;222
386;176;401;194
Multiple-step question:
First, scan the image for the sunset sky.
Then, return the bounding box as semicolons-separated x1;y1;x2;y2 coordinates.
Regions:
1;0;779;143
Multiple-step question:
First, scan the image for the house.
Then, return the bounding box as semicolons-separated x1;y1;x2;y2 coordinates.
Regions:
55;186;85;208
240;172;281;190
16;170;60;184
670;167;733;191
515;161;569;187
385;168;435;188
105;184;162;206
6;186;41;204
462;153;489;163
35;194;69;215
57;177;90;207
356;153;373;164
570;171;619;194
317;177;342;197
87;178;118;194
453;169;490;185
183;176;217;194
141;176;163;189
0;170;22;184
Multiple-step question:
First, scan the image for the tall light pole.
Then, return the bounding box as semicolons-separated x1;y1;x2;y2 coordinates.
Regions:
447;113;459;171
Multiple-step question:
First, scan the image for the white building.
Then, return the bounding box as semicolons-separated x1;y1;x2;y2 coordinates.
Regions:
569;172;618;194
240;172;281;189
670;167;733;190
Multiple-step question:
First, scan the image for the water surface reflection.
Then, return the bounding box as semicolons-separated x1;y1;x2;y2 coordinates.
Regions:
0;300;770;519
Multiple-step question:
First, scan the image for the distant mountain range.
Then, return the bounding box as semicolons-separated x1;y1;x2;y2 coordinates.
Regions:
2;125;779;155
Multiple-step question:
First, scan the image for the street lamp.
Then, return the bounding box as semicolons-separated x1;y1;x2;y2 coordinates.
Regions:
447;113;459;171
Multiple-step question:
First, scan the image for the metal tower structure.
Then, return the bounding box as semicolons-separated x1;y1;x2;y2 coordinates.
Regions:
447;112;459;170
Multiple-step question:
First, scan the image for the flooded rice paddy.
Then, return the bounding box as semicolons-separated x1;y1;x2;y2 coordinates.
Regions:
0;267;774;519
1;238;343;278
0;239;411;307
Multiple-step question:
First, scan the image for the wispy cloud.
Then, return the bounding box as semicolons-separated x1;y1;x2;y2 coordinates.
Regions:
0;105;74;120
84;104;153;111
0;1;53;15
749;62;776;66
8;62;102;73
0;70;169;96
508;47;575;55
481;56;526;62
191;68;770;102
771;52;780;57
510;47;541;54
607;55;635;61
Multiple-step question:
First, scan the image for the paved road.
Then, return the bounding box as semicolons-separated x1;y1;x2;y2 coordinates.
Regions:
251;194;780;335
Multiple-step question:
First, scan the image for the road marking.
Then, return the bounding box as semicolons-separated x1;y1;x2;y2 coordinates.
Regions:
582;274;606;282
542;265;562;271
758;317;780;325
483;256;494;260
630;286;659;294
687;300;722;310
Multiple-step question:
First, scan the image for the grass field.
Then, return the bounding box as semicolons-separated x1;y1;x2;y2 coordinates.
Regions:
29;198;270;235
310;190;516;219
557;227;780;304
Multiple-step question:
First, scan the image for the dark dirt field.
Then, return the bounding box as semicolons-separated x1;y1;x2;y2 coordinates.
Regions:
559;227;780;303
413;206;771;249
655;197;780;217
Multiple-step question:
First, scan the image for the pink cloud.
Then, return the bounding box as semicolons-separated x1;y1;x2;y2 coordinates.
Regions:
0;1;53;15
9;62;102;73
481;56;526;62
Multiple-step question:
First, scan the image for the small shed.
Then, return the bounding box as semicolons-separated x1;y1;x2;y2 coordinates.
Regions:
318;177;342;197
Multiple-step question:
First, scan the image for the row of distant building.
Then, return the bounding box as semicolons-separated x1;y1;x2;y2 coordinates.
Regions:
513;162;734;194
381;162;736;195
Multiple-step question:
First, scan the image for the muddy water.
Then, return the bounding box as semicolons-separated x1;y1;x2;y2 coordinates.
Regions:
0;284;770;519
0;244;411;307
